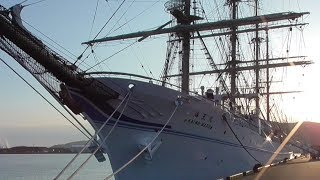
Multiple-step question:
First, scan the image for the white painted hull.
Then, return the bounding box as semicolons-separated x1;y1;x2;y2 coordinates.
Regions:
94;124;289;180
70;77;297;180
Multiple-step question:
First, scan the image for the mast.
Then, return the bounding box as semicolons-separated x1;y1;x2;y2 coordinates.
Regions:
181;0;191;93
254;0;260;116
84;12;309;44
266;29;270;121
229;0;239;107
254;0;262;134
80;1;311;111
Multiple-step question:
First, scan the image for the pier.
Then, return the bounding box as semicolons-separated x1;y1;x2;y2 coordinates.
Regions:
226;156;320;180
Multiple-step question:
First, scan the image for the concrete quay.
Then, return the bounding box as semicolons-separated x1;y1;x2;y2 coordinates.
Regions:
226;156;320;180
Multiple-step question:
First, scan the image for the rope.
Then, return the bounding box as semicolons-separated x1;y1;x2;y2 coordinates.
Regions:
53;96;99;144
222;114;261;164
85;41;137;72
67;91;132;180
87;0;127;46
88;0;100;40
104;99;181;180
54;92;130;180
104;0;135;36
76;0;128;65
35;78;100;145
78;0;160;68
0;40;100;144
0;57;93;141
106;0;161;36
17;10;78;61
23;0;48;7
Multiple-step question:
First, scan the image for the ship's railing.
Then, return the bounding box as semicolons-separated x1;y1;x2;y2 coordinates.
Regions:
83;71;263;130
69;71;280;141
220;103;277;137
83;71;202;94
84;72;262;121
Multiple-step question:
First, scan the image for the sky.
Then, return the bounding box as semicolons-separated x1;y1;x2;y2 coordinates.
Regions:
0;0;320;147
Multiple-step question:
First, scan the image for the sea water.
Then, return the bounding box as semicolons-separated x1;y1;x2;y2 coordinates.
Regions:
0;154;114;180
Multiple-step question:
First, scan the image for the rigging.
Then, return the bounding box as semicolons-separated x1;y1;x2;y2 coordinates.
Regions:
0;57;96;145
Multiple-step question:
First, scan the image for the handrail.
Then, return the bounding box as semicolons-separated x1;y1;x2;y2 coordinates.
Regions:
83;71;153;81
86;71;264;131
83;71;201;95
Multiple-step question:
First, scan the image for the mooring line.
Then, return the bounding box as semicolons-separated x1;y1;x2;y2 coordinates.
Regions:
0;57;94;142
104;98;182;180
222;113;261;164
67;91;132;180
54;92;130;180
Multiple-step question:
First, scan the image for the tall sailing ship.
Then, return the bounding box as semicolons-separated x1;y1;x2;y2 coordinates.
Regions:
0;0;315;179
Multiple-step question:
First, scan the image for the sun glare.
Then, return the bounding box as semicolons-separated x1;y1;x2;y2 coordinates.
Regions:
279;62;320;123
266;136;272;142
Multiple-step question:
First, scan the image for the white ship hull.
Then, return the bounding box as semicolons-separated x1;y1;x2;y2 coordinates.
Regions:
70;77;295;180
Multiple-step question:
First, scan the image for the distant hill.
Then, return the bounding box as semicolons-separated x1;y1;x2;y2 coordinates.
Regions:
0;146;72;154
269;121;320;147
50;140;86;149
50;140;90;153
293;121;320;146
